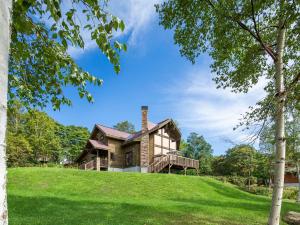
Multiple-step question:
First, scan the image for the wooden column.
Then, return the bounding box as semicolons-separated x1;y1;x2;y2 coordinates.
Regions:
96;150;100;171
107;150;111;168
161;129;163;155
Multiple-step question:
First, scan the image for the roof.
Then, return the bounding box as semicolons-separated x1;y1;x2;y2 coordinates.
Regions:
88;139;110;150
96;124;131;140
95;121;158;140
123;119;175;145
147;121;157;130
94;119;180;144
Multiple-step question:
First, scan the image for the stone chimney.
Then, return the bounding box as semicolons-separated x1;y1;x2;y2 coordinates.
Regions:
140;106;149;172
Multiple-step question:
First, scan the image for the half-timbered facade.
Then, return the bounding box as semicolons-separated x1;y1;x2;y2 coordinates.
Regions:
76;106;199;173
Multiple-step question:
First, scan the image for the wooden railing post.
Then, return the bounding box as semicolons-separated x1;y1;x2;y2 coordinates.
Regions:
96;157;100;171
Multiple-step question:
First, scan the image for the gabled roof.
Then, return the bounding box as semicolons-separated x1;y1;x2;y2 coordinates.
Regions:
92;119;180;145
96;124;131;140
122;119;180;145
95;121;159;140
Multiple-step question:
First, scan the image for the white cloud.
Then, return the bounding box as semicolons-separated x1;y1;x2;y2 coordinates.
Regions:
109;0;162;46
68;0;162;57
165;67;268;145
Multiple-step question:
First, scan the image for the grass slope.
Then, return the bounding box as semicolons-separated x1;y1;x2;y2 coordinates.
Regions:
8;168;299;225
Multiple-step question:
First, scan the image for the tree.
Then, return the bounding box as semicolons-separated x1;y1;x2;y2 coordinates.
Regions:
211;155;227;176
156;1;300;223
6;132;32;167
225;145;257;188
9;0;126;109
24;111;62;163
113;121;135;134
285;109;300;203
6;102;33;167
0;1;12;223
259;109;300;201
182;132;213;174
57;125;90;163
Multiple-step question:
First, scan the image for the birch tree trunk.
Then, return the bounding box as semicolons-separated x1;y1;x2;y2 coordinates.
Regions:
268;19;287;225
0;0;12;224
297;163;300;203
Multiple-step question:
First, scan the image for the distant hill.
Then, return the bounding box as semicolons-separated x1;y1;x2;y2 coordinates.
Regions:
7;168;299;225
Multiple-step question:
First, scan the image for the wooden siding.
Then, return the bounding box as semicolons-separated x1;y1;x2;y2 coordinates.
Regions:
107;138;124;168
123;143;140;167
285;173;298;183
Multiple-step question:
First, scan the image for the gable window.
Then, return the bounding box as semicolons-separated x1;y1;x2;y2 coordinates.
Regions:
125;151;133;167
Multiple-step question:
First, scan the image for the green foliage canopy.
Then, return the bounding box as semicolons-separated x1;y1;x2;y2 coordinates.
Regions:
113;121;135;134
156;0;300;125
10;0;126;110
57;125;90;162
6;103;90;166
181;132;213;174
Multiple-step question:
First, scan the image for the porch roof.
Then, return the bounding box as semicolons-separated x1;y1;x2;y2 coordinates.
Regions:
88;139;110;150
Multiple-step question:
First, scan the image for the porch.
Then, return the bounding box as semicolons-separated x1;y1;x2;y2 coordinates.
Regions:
79;157;108;170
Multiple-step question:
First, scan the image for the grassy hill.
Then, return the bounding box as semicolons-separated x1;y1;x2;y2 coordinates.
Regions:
7;168;299;225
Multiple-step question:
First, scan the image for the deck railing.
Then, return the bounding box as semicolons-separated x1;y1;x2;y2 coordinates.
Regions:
79;158;109;170
79;159;96;170
148;154;199;173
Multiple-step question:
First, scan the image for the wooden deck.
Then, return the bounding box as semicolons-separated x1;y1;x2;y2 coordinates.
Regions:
148;154;199;174
79;154;199;174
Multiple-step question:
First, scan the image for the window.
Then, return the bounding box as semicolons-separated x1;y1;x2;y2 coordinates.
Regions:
125;151;133;167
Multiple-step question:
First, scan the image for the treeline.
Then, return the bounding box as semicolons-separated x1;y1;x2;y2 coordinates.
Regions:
180;111;300;200
180;133;268;182
181;132;299;184
6;103;90;167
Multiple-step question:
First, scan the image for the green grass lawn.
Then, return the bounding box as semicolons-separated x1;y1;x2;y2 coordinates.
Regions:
7;168;299;225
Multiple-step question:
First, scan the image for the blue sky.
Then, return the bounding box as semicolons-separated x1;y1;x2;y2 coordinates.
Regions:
46;0;266;155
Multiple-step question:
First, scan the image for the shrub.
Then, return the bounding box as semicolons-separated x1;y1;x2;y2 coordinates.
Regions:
215;176;250;187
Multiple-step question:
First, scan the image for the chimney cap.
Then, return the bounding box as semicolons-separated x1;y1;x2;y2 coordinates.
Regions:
141;106;148;110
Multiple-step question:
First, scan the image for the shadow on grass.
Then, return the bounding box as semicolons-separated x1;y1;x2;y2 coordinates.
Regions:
8;194;242;225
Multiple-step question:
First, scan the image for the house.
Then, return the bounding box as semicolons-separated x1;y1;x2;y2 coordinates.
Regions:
76;106;199;173
283;163;299;186
270;162;299;187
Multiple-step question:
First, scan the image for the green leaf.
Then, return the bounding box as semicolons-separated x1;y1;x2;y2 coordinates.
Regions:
119;20;125;32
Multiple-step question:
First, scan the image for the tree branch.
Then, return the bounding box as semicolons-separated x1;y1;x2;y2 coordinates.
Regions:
286;71;300;93
205;0;277;61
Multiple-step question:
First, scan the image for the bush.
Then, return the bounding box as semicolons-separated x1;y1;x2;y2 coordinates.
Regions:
247;185;271;197
283;188;298;200
215;176;250;187
178;169;198;176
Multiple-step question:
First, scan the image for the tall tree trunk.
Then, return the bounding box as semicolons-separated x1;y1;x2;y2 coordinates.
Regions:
268;19;287;225
297;163;300;203
0;1;12;224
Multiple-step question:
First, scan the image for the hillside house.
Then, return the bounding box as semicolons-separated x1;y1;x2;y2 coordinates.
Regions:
76;106;199;173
